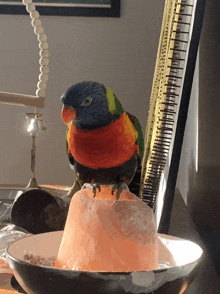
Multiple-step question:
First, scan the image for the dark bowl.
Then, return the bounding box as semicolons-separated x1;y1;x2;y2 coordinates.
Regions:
6;231;203;294
11;189;68;234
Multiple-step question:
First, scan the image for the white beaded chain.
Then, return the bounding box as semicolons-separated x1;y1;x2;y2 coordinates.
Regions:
22;0;49;101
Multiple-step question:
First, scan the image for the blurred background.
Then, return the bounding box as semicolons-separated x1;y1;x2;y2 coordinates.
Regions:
0;0;164;187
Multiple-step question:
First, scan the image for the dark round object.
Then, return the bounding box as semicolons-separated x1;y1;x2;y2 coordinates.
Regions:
6;231;203;294
11;189;68;234
11;275;27;293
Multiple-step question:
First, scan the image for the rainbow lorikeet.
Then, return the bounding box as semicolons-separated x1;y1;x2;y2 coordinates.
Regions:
61;81;144;200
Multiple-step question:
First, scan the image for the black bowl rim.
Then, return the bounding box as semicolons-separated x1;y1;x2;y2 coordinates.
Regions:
5;232;203;275
6;246;138;275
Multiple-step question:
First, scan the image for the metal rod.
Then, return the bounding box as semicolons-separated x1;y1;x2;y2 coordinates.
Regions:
0;91;44;108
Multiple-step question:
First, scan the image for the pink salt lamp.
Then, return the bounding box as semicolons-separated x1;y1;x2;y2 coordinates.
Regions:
55;186;158;272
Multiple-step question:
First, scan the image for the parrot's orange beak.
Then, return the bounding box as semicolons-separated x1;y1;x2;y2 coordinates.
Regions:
61;106;76;125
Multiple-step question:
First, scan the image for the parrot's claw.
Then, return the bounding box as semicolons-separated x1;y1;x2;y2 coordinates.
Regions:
112;182;129;200
81;183;101;198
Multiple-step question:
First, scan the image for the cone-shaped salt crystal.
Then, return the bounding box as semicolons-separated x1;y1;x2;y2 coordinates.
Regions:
55;186;158;272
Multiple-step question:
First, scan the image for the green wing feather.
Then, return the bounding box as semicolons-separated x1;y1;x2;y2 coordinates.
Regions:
126;112;144;164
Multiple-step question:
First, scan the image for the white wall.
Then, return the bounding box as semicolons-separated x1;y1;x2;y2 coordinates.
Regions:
0;0;164;186
176;57;199;205
176;0;220;230
188;0;220;228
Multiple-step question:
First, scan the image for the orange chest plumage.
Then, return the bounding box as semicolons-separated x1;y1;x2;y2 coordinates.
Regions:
67;113;139;169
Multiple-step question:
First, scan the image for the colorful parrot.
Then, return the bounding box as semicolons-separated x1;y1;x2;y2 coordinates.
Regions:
61;81;144;200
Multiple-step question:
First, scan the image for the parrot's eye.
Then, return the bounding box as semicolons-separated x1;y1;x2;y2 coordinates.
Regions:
81;97;93;107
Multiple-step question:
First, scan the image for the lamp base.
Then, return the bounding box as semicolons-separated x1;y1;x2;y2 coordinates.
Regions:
26;178;40;189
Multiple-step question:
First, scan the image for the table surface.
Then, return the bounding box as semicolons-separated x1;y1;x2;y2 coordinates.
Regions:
0;273;16;292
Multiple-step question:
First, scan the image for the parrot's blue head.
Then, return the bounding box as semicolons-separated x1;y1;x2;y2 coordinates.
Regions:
61;81;123;130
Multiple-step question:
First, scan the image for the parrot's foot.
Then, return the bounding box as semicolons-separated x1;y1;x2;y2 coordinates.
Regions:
82;183;101;198
112;182;129;200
